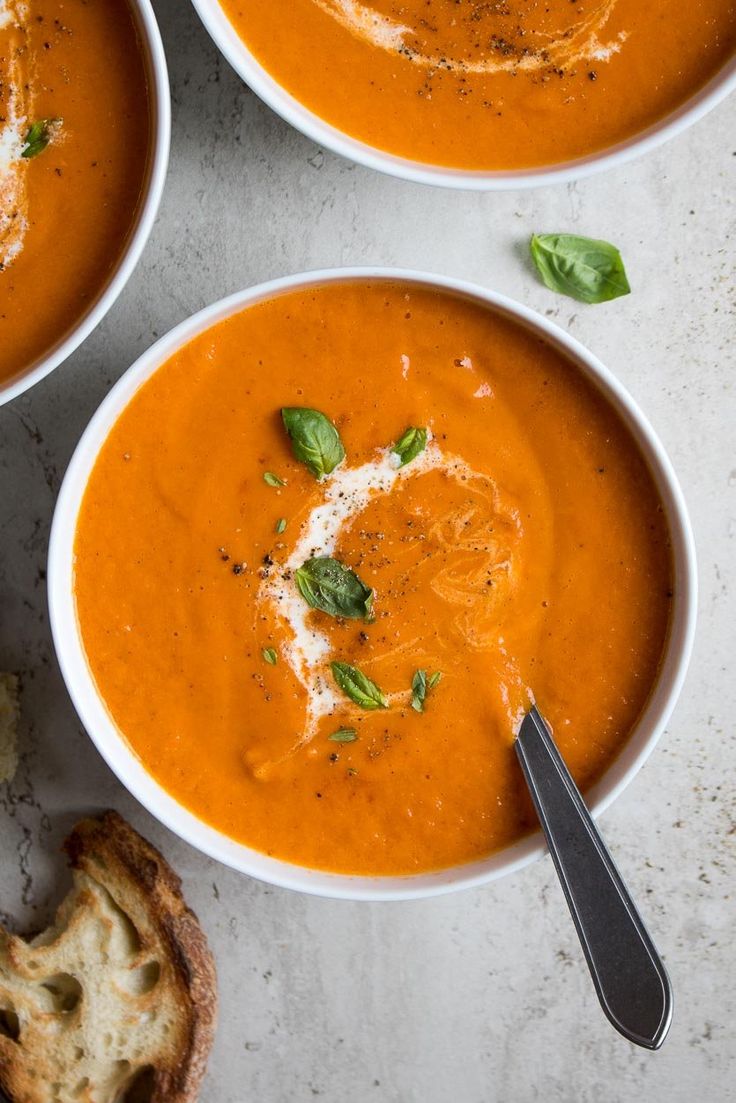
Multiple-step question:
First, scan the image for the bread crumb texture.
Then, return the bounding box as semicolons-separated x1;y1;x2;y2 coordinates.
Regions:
0;811;217;1102
0;673;20;784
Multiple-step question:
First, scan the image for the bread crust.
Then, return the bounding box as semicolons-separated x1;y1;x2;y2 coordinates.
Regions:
0;811;217;1103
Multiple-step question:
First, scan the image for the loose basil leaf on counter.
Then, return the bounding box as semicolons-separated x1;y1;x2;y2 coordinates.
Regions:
262;647;278;665
392;426;427;468
281;407;345;479
411;669;442;712
329;728;358;743
263;471;286;487
22;118;60;159
529;234;630;304
331;662;387;710
295;556;374;621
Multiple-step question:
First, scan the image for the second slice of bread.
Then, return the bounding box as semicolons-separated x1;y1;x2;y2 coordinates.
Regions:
0;810;217;1103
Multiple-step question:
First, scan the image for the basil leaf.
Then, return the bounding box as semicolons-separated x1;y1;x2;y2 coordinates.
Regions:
262;647;278;665
275;517;287;534
295;557;374;621
393;426;427;467
21;118;60;159
331;662;387;710
329;728;358;743
411;669;427;713
281;407;345;479
411;669;442;712
263;471;285;487
530;234;630;304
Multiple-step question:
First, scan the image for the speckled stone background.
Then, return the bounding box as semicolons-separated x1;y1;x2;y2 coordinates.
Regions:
1;2;735;1099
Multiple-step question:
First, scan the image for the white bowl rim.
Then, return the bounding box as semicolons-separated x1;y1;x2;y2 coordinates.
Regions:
0;0;171;407
189;0;736;191
48;266;698;901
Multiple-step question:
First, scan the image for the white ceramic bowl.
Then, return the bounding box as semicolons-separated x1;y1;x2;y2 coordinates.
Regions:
48;268;697;900
190;0;736;190
0;0;171;407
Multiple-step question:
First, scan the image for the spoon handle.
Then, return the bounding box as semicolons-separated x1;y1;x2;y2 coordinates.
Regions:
515;706;673;1049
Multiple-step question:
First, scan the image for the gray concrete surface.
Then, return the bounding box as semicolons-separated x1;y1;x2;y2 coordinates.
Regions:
1;1;735;1099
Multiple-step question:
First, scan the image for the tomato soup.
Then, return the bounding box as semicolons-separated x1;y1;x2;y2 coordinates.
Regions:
221;0;736;170
0;0;151;386
73;281;672;875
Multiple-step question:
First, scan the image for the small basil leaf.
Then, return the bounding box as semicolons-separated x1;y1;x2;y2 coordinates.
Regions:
263;471;285;487
530;233;630;305
275;517;287;534
411;669;427;713
281;407;345;479
21;118;60;159
329;728;358;743
411;669;442;712
295;557;374;621
331;662;387;710
262;647;277;665
393;426;427;467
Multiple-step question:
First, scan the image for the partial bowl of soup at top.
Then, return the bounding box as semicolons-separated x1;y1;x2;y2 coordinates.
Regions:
49;269;696;900
190;0;736;188
0;0;170;405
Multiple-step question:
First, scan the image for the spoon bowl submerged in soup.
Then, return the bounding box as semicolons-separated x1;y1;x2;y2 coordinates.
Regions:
0;0;166;401
63;275;687;882
203;0;736;176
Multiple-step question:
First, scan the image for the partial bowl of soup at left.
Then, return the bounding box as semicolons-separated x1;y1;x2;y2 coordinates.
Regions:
48;269;697;900
0;0;170;406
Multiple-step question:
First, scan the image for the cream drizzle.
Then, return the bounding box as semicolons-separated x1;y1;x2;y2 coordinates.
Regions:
0;1;31;271
257;436;528;753
313;0;626;74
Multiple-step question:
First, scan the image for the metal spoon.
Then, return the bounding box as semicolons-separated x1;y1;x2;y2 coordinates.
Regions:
515;705;673;1049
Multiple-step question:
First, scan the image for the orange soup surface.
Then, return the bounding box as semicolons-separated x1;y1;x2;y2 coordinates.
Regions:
74;282;673;875
0;0;151;386
221;0;736;170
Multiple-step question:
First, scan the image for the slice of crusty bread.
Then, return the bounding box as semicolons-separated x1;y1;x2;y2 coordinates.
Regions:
0;811;217;1103
0;674;20;784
